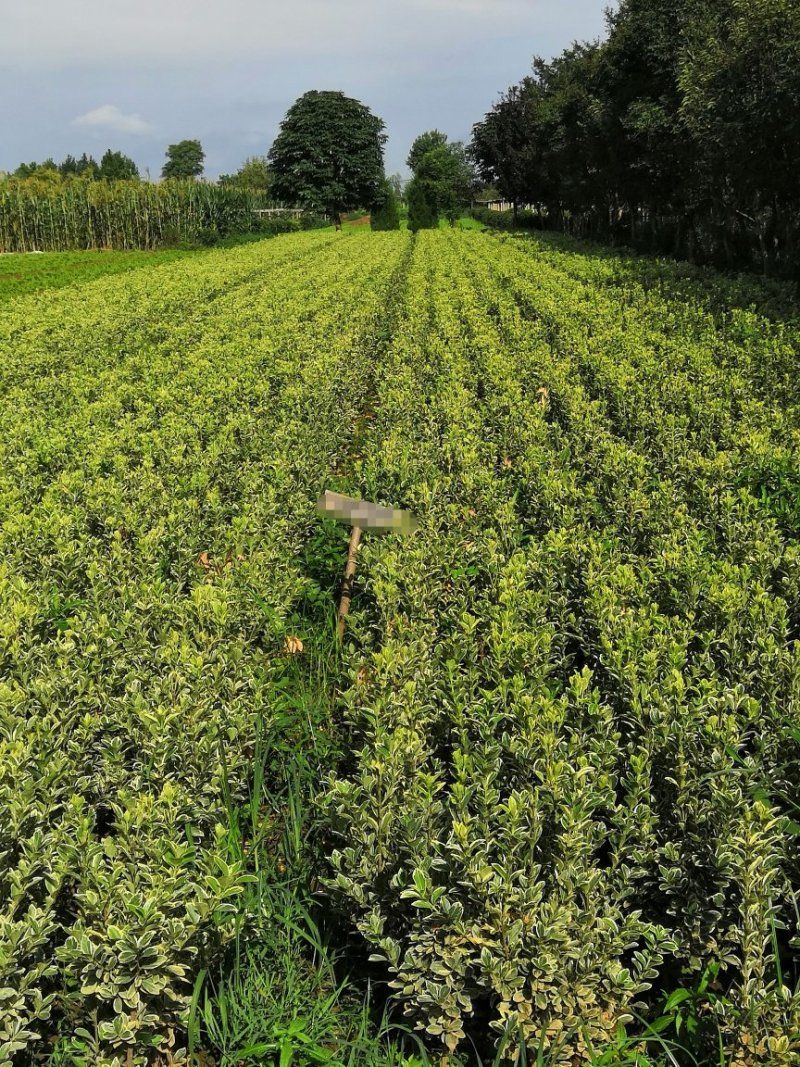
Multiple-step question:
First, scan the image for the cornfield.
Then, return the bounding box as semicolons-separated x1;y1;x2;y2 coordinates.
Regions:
0;180;268;252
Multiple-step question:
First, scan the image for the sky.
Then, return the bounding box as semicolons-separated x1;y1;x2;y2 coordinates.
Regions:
0;1;609;180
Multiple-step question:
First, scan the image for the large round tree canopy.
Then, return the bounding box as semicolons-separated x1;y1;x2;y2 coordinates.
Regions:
268;90;387;218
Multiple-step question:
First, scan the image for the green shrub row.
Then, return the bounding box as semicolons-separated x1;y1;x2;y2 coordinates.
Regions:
469;206;542;231
0;229;411;1064
321;230;800;1064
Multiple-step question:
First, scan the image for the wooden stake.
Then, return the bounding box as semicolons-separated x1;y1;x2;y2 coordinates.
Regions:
337;525;363;640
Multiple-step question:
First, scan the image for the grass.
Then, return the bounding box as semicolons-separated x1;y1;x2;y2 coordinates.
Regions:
438;216;484;231
0;232;286;301
0;247;195;300
186;586;430;1067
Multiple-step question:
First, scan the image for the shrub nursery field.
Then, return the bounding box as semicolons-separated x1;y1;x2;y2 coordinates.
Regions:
1;228;799;1066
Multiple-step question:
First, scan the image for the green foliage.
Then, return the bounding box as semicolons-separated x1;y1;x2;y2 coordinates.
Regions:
12;152;128;183
470;83;544;213
470;0;800;276
98;150;139;182
13;158;58;178
268;90;387;219
219;156;272;193
0;180;270;252
161;139;205;180
406;130;449;173
0;249;193;301
0;229;412;1063
371;180;401;231
320;229;800;1063
412;146;466;224
406;179;438;232
407;133;476;225
3;225;800;1066
470;206;541;230
190;636;429;1067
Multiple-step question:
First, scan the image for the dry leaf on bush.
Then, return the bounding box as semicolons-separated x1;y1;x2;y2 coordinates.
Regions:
357;666;371;686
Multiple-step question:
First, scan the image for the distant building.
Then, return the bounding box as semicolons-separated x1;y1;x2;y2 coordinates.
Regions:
473;198;535;212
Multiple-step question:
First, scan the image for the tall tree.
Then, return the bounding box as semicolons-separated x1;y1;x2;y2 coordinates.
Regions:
59;155;79;177
471;84;545;217
370;178;401;231
406;130;448;173
13;162;40;179
467;0;800;273
76;153;98;178
679;0;800;271
268;90;386;220
162;140;205;180
99;149;139;182
406;177;438;232
13;160;60;183
413;142;476;224
387;173;405;200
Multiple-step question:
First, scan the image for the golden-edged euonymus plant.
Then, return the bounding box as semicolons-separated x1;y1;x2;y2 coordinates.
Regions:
0;229;411;1064
323;230;800;1064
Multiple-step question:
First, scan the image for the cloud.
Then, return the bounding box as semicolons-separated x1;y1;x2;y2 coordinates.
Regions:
1;0;573;66
71;104;153;134
1;1;608;175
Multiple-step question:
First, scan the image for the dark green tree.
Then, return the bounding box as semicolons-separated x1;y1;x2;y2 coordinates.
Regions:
76;153;98;178
13;162;40;179
679;0;800;271
162;139;205;180
370;179;401;231
59;155;79;177
471;83;548;218
13;159;59;182
467;0;800;273
406;177;438;232
413;143;475;224
406;129;448;173
99;149;139;181
268;90;387;220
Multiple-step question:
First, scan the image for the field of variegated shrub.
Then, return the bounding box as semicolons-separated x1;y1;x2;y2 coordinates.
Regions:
323;231;800;1065
1;228;799;1066
0;229;411;1064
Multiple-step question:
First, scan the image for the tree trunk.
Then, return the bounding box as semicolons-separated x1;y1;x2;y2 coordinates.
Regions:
674;214;684;259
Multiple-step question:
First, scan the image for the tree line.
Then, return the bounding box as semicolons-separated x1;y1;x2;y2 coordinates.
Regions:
11;0;798;273
470;0;800;277
6;140;208;184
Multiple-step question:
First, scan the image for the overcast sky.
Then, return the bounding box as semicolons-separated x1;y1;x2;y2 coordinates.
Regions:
1;1;609;179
